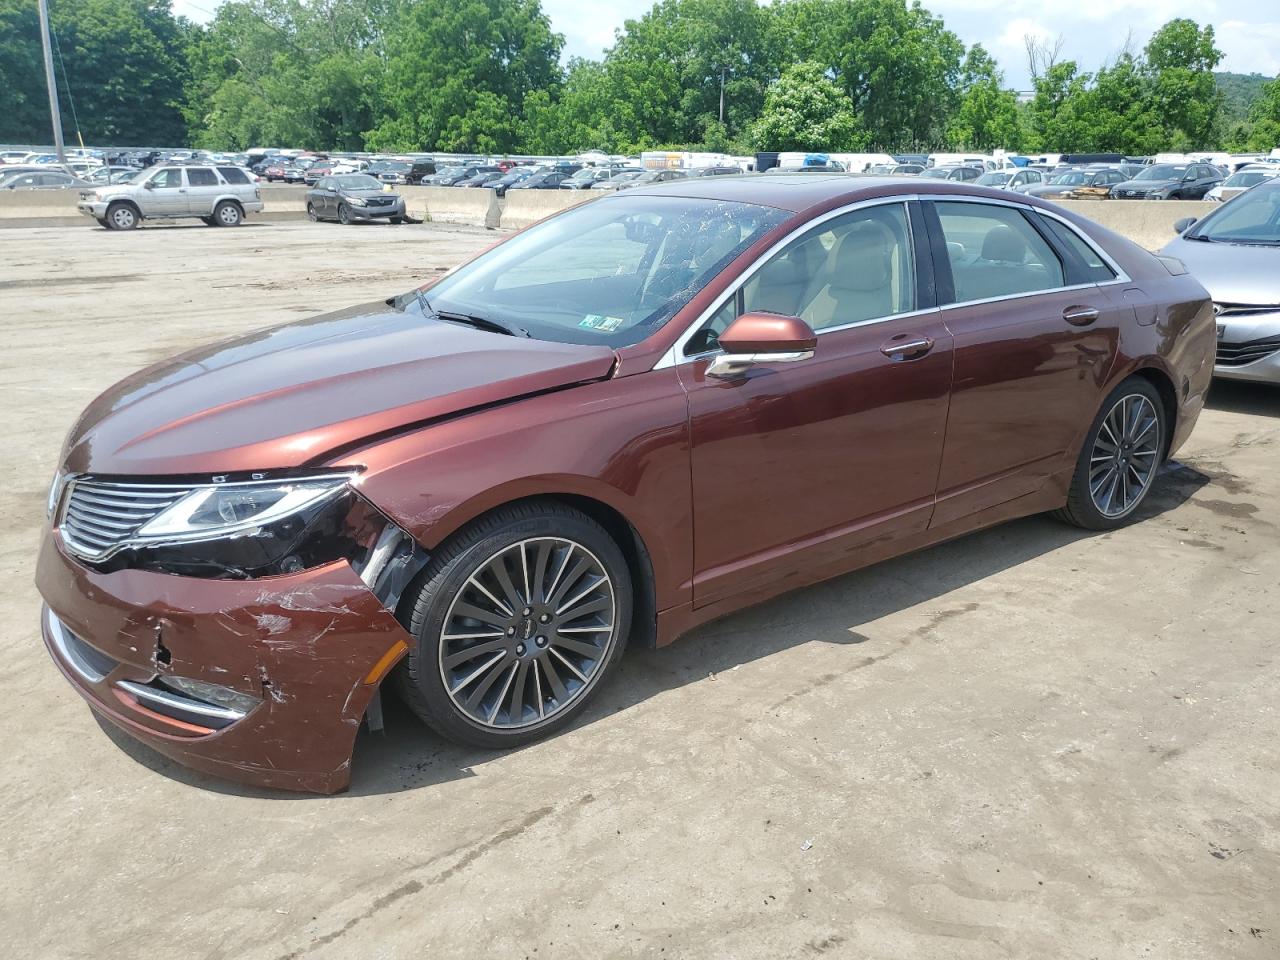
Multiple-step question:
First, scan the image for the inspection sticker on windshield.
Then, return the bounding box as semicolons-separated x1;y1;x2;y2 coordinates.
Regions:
579;314;625;332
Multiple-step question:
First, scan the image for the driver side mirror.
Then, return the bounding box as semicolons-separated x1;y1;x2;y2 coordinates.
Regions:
622;215;662;244
706;312;817;379
1173;216;1197;234
144;180;156;189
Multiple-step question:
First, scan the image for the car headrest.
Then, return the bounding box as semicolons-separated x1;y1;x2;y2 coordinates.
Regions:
981;225;1027;263
829;221;894;292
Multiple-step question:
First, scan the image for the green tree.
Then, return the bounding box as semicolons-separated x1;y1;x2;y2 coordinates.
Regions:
368;0;562;152
1144;19;1222;150
773;0;964;150
599;0;779;150
0;0;191;146
947;44;1021;151
1233;75;1280;152
749;60;865;151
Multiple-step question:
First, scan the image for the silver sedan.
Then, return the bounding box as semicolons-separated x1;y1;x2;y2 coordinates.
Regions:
1162;179;1280;384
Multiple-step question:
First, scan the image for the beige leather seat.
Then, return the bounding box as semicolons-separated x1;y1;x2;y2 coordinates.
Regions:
954;225;1053;301
801;221;897;329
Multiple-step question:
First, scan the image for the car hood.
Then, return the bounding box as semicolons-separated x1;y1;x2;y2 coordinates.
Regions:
1160;235;1280;305
90;183;135;199
340;188;398;199
62;303;619;476
1115;179;1177;191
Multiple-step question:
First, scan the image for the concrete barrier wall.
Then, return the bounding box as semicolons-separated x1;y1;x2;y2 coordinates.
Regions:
0;184;1218;245
502;189;597;229
1054;199;1214;251
400;185;501;227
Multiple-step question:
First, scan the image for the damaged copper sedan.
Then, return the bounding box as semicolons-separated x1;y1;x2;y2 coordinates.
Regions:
38;176;1215;792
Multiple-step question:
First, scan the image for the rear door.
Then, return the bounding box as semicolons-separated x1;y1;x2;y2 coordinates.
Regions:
924;198;1128;526
184;167;221;215
677;200;954;607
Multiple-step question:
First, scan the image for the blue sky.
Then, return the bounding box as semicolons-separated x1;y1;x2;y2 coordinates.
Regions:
173;0;1280;90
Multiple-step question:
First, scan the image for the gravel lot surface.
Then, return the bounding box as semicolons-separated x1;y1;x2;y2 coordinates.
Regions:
3;221;1277;959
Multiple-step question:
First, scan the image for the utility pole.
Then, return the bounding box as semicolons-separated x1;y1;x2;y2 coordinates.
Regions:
37;0;67;164
719;67;726;125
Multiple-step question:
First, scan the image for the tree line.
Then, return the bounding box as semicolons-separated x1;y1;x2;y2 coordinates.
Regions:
1;0;1278;156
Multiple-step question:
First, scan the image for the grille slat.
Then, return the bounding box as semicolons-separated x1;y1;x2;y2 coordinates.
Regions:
58;479;195;560
1216;333;1280;368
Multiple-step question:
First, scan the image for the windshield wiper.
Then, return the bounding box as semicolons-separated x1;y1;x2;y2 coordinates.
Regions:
414;290;529;337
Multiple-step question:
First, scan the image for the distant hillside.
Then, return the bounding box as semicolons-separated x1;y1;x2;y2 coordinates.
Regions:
1216;71;1271;124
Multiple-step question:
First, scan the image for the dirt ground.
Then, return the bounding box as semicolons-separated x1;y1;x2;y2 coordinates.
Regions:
3;220;1278;960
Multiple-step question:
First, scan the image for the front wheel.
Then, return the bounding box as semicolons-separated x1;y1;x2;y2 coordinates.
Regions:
106;202;138;230
396;502;632;748
306;202;318;222
1054;377;1166;530
337;203;351;225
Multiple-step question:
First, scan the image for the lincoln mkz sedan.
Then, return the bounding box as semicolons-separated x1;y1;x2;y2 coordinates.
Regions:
37;176;1215;792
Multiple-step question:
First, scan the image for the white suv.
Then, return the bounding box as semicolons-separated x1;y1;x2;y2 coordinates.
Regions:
78;165;264;230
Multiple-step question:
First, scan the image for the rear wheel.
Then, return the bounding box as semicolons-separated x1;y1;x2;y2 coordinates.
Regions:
105;202;138;230
1054;377;1165;530
395;502;632;748
213;200;242;226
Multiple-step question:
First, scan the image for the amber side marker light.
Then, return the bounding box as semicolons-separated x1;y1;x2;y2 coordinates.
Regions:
364;640;409;686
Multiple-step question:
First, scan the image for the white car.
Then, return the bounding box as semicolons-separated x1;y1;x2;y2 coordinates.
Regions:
975;168;1045;192
1206;167;1279;202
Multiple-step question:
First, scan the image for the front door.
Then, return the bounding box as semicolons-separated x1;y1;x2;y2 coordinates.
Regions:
141;167;188;216
925;199;1126;525
677;201;953;607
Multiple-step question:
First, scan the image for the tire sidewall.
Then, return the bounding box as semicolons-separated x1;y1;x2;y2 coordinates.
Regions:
1069;377;1166;528
403;509;632;747
214;201;242;226
306;202;318;222
107;202;138;230
338;203;350;225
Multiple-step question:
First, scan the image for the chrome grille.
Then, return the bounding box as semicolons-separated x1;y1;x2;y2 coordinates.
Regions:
59;479;192;560
1214;302;1280;318
1216;334;1280;367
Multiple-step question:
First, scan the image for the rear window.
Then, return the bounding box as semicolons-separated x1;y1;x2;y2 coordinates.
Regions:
186;168;217;186
218;167;250;184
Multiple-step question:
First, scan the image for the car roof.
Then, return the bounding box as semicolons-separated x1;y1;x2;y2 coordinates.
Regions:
622;173;1040;213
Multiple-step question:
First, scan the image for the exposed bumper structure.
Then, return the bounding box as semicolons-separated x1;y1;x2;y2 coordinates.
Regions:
36;530;413;793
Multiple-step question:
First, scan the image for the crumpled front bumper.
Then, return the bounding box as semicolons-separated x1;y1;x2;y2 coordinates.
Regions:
35;529;414;793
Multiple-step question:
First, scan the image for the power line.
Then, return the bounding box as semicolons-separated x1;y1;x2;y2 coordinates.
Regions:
50;28;86;150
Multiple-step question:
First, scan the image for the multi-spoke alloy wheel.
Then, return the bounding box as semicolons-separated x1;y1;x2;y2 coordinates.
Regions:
396;502;631;747
1055;377;1167;531
439;538;617;729
1088;394;1160;518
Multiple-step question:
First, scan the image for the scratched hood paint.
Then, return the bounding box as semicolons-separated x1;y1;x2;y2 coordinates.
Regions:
63;302;618;476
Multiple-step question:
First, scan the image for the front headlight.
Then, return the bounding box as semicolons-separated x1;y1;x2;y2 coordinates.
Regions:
75;472;400;580
137;476;349;540
348;195;367;206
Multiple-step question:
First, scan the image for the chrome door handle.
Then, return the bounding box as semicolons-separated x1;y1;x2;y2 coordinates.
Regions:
880;336;934;360
1063;305;1099;326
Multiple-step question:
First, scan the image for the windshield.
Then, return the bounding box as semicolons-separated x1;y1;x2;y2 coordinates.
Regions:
1138;164;1187;180
976;172;1011;186
334;175;382;190
919;168;951;179
1224;171;1272;188
413;194;788;347
1049;171;1087;185
1187;182;1280;244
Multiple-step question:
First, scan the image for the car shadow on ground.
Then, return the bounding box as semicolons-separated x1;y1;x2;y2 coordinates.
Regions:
97;461;1210;799
1205;380;1280;417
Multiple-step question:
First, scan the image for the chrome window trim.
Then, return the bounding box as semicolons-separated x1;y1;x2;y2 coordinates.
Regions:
652;192;1130;370
655;196;921;368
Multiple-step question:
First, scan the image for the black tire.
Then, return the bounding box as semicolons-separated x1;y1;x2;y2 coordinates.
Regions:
395;501;632;748
1054;376;1166;530
390;215;405;224
212;200;242;226
94;217;109;228
200;216;215;226
337;202;351;225
306;202;318;222
105;202;139;230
